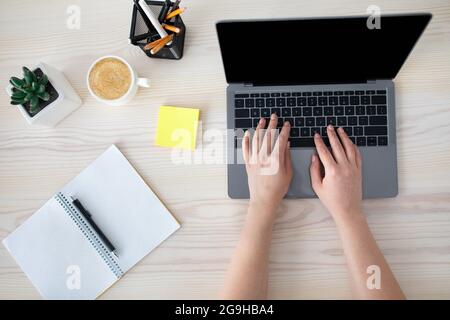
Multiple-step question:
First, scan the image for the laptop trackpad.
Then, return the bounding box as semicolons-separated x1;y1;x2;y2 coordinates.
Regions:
288;148;316;198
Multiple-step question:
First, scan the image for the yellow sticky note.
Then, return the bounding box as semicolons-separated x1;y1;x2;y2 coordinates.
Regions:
156;106;200;150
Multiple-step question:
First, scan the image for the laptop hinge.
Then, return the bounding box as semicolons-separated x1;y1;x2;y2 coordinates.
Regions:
243;83;253;87
367;80;377;84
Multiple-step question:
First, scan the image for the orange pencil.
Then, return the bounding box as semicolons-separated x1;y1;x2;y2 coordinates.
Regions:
150;34;174;54
165;7;186;20
144;34;172;51
162;23;180;33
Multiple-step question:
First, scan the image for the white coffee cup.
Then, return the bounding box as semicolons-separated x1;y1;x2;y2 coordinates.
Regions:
87;55;150;106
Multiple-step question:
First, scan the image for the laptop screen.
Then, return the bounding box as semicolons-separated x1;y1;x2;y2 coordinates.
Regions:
216;14;431;85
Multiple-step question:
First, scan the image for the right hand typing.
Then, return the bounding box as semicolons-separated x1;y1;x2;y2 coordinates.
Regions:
310;125;363;224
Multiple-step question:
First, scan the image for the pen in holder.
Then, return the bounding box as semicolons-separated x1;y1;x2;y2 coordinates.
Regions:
130;0;186;60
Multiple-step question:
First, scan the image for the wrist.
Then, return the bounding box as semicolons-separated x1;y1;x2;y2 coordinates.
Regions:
247;202;278;228
333;209;366;230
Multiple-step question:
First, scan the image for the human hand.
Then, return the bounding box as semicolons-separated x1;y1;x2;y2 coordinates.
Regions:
242;114;293;220
310;125;363;224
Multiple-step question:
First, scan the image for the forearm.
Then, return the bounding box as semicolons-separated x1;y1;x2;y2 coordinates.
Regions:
221;204;275;299
336;212;405;299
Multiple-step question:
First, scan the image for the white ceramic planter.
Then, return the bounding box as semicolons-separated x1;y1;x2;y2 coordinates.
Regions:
6;62;82;127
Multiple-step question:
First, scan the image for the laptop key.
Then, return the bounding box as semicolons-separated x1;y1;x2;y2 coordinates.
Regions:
365;126;387;136
367;106;376;115
372;95;387;104
290;128;300;137
366;90;376;94
235;99;244;108
271;92;280;97
329;97;338;105
345;91;354;95
300;128;310;137
361;96;371;105
235;94;249;98
277;117;284;128
235;118;252;128
354;126;363;136
256;98;265;107
261;108;271;117
349;137;356;144
250;93;260;97
378;136;388;145
356;136;366;146
287;97;296;106
313;92;322;96
326;117;337;126
355;90;364;95
318;97;328;106
251;109;260;118
316;117;325;126
297;97;307;106
313;107;323;116
292;107;301;116
261;93;270;97
339;96;349;105
377;105;387;114
282;108;291;117
245;99;254;108
266;98;275;107
335;107;344;116
377;90;387;94
350;96;360;105
295;117;305;127
276;98;286;107
369;116;387;125
324;107;333;115
358;116;368;126
337;117;347;126
321;127;328;137
303;107;312;116
345;106;355;115
281;92;290;97
308;97;317;106
348;116;357;126
356;106;365;115
235;109;249;118
367;137;377;146
305;117;315;126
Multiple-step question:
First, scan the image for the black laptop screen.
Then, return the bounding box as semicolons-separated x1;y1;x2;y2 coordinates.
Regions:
216;14;431;85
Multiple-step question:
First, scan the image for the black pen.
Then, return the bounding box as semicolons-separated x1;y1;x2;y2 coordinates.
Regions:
71;197;117;257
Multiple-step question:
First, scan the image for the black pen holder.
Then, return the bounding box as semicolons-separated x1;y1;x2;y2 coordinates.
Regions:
129;0;186;60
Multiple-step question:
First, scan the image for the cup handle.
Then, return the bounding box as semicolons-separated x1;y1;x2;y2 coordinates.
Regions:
137;77;150;88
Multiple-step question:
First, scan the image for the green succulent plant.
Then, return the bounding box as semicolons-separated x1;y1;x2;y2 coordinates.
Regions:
9;67;50;114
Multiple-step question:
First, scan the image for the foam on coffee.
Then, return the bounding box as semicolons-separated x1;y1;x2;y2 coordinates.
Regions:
88;58;132;100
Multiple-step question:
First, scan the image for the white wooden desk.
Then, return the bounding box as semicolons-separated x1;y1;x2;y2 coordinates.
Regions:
1;0;450;299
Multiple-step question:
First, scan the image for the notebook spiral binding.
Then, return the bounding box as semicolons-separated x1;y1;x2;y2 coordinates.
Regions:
55;192;124;278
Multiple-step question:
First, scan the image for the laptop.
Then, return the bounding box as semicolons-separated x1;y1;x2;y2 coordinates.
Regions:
216;13;431;199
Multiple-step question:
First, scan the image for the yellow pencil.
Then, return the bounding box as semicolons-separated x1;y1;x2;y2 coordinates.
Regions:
165;7;186;20
162;23;181;33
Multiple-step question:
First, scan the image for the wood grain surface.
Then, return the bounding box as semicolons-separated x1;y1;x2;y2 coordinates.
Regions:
0;0;449;299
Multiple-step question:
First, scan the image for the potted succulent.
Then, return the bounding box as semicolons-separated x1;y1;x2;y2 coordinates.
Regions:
6;63;82;126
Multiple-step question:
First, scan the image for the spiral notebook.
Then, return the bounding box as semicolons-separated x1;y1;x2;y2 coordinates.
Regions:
2;145;180;299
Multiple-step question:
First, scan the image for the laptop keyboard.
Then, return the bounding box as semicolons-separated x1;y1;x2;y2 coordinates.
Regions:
234;90;388;147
